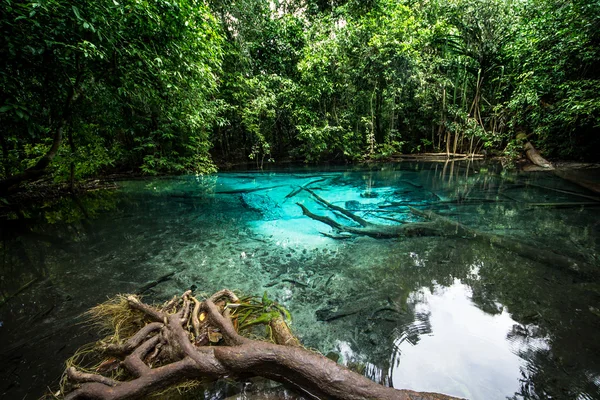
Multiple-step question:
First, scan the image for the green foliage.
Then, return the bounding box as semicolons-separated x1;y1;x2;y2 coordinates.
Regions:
231;291;292;333
53;124;117;181
1;0;599;187
0;0;223;184
506;0;600;159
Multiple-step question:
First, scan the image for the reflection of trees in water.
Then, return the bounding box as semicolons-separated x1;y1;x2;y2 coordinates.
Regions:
0;190;119;399
315;238;475;385
0;191;118;303
513;348;600;400
315;163;599;399
336;238;599;399
461;247;599;399
500;282;600;398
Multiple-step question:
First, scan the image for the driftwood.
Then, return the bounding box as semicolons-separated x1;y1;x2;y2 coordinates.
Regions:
524;142;554;170
61;290;460;400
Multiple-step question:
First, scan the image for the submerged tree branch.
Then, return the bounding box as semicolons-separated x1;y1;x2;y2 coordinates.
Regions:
298;191;596;278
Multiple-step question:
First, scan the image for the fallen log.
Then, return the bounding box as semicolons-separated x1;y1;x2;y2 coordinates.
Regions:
215;185;286;194
390;153;485;160
135;271;176;295
284;178;329;200
316;304;365;322
298;188;443;238
0;278;38;308
59;290;460;400
298;203;442;239
553;169;600;194
524;201;600;209
518;182;600;202
409;207;596;278
524;142;554;170
297;190;595;278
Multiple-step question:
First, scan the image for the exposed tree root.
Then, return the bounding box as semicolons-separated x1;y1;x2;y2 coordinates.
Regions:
60;290;460;400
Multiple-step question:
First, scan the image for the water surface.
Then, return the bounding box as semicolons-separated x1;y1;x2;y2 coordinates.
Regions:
1;161;599;399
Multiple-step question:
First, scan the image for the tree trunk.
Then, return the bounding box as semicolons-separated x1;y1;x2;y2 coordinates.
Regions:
375;74;385;144
0;132;11;178
68;126;76;192
0;72;84;194
524;141;553;169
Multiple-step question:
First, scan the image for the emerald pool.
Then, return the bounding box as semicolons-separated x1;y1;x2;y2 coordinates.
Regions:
1;161;599;399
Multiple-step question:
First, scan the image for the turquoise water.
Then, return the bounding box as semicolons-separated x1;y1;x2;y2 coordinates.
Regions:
1;162;599;399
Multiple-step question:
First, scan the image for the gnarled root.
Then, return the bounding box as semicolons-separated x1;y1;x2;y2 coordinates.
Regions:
61;290;461;400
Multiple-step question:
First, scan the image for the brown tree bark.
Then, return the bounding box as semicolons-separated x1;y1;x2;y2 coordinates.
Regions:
524;141;554;170
62;291;460;400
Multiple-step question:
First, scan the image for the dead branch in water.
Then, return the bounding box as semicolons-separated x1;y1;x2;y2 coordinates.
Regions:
298;189;596;279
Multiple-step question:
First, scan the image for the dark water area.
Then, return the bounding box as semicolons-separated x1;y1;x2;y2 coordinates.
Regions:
1;161;599;400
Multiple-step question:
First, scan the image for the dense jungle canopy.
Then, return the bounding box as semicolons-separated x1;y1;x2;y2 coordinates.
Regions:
1;0;599;189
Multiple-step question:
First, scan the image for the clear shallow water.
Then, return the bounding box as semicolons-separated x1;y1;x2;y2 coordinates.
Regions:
1;161;599;399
